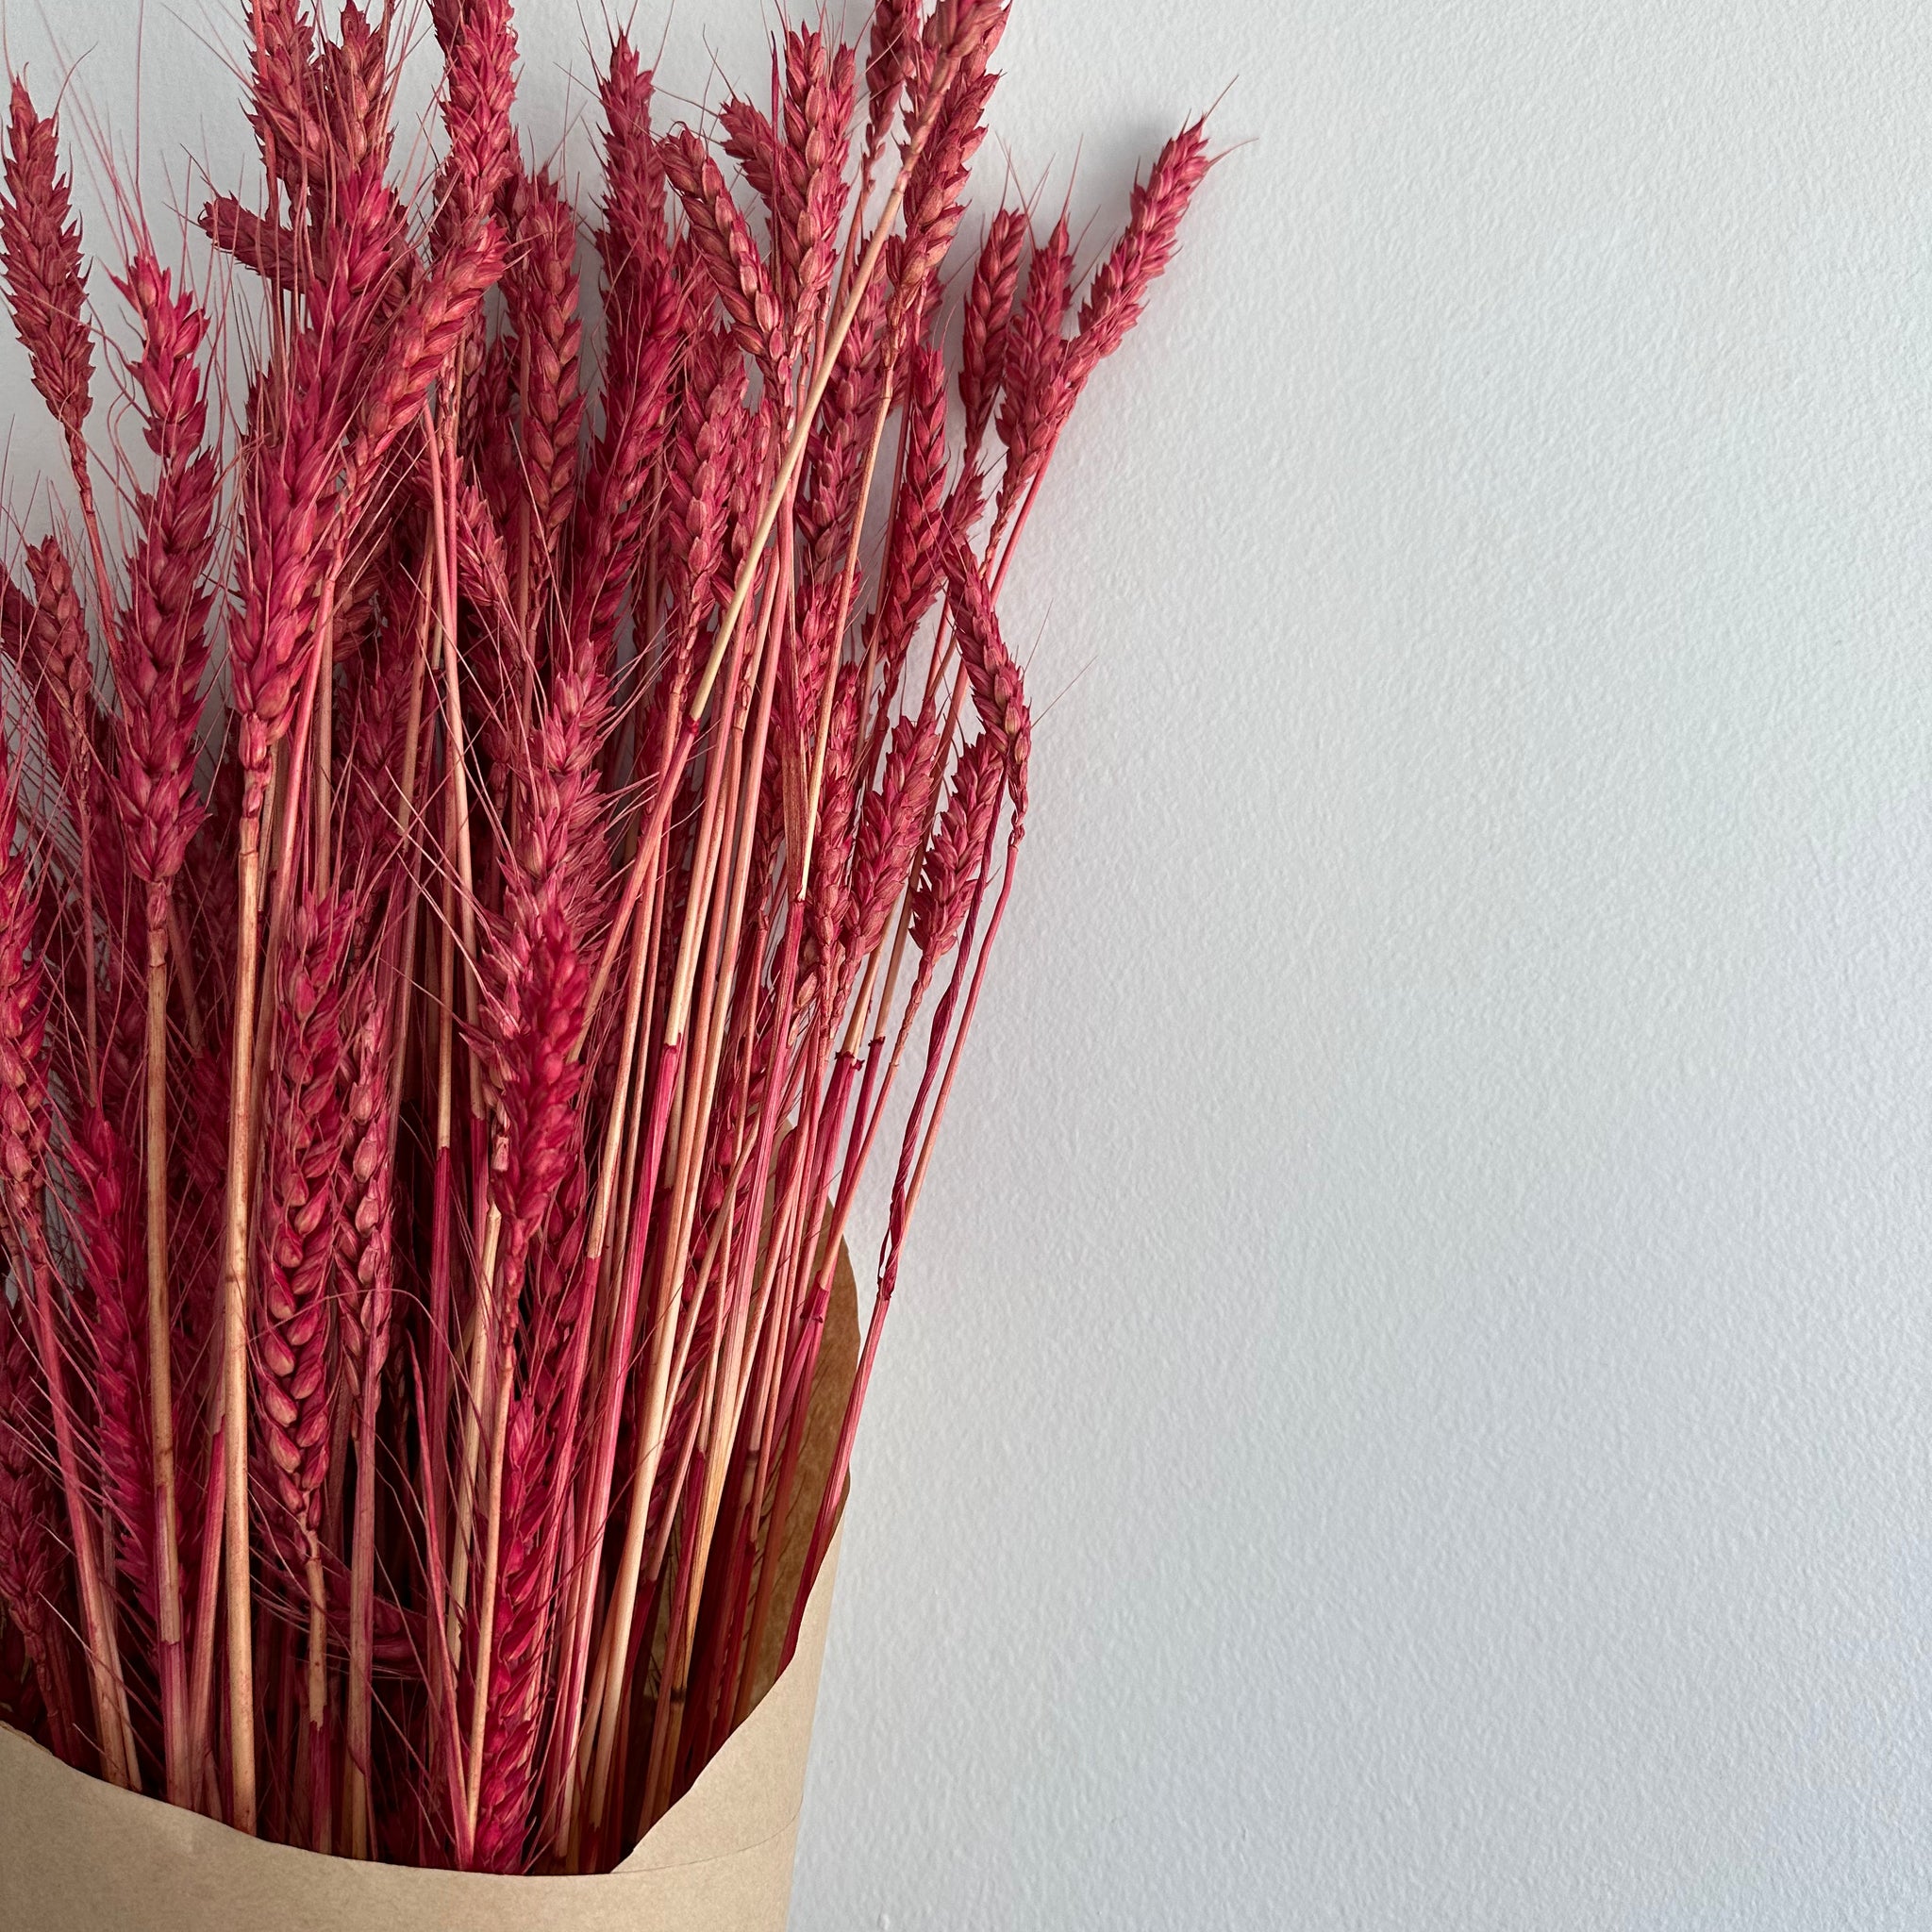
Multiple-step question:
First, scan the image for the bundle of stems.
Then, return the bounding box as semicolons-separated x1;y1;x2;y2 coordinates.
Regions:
0;0;1208;1872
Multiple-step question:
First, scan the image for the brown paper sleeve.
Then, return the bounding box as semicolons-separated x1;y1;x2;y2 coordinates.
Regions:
0;1243;860;1930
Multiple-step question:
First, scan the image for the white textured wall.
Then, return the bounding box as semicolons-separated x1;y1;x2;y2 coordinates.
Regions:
14;3;1932;1925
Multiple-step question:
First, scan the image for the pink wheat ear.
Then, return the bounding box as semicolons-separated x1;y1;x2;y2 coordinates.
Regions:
244;0;327;194
488;897;591;1290
564;263;681;663
18;536;96;811
307;159;412;398
891;58;996;329
942;536;1032;814
716;91;780;226
229;373;337;784
109;245;218;894
594;33;667;295
910;732;1006;976
798;264;888;585
255;896;354;1544
0;79;92;445
846;710;941;962
862;0;917;168
868;339;950;694
16;535;118;1109
500;167;585;598
346;214;505;491
660;128;785;371
316;3;394;173
960;206;1027;459
664;348;747;626
1069;117;1214;379
436;0;518;239
252;890;353;1851
778;28;857;350
197;193;298;291
991;212;1074;534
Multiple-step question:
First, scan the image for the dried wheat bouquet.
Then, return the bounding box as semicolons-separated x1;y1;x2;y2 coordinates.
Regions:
0;0;1209;1874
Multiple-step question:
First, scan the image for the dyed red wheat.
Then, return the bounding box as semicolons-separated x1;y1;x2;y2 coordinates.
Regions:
0;0;1211;1874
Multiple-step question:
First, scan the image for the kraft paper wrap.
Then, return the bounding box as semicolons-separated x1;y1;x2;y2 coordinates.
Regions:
0;1245;859;1931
